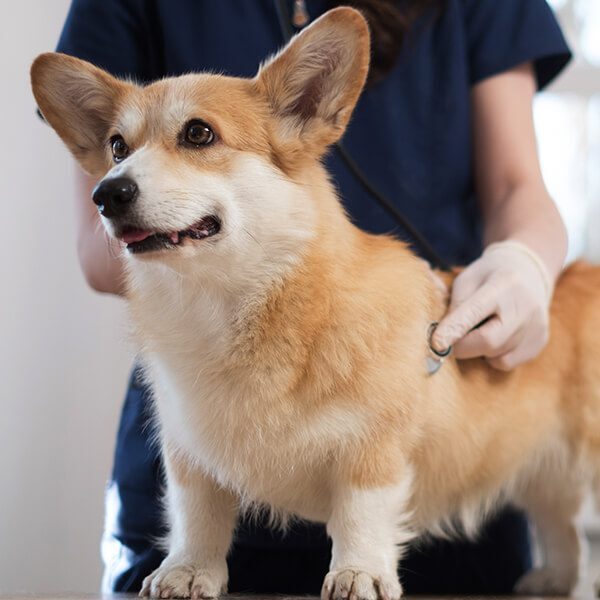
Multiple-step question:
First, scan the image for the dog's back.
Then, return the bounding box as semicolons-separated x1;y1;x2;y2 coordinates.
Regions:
450;260;600;594
554;262;600;468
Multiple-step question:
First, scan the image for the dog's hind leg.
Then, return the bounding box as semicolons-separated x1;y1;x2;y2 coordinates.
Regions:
513;471;585;596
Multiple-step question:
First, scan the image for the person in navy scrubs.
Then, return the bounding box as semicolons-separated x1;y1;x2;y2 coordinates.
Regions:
54;0;571;594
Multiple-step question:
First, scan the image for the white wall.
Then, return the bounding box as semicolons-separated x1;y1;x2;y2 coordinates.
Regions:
0;1;132;593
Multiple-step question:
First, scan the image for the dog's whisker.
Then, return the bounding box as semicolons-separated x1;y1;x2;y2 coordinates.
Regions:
102;229;124;260
242;227;266;254
93;218;107;238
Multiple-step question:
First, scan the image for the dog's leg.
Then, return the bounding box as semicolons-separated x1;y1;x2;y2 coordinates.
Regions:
140;449;238;599
514;478;584;596
323;475;414;600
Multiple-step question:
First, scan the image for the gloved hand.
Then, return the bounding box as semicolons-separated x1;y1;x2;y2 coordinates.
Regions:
431;240;554;371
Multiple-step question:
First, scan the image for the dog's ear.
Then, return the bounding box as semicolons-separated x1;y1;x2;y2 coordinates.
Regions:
31;53;132;176
255;7;370;158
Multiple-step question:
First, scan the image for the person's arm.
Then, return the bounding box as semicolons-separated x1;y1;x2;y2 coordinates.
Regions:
74;168;127;296
55;0;155;296
432;62;567;370
473;62;567;278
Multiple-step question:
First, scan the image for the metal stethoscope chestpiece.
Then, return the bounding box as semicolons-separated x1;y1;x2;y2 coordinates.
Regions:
426;321;452;376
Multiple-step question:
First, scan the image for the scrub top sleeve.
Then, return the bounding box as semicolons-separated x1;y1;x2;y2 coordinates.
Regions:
462;0;572;90
55;0;157;82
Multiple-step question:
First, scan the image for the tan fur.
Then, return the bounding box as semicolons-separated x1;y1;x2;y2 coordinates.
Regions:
31;7;600;598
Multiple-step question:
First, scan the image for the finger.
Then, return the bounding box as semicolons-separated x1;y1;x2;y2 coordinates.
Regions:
487;315;549;370
454;318;525;360
486;351;522;371
448;261;486;309
432;284;499;351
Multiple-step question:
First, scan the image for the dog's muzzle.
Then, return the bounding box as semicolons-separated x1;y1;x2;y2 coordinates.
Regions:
92;176;138;218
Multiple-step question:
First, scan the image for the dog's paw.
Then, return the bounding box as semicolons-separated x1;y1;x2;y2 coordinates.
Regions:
321;568;402;600
514;567;576;596
140;563;226;599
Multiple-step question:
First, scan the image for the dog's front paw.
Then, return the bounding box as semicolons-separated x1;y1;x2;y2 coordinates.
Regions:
321;568;402;600
140;563;226;599
514;567;577;596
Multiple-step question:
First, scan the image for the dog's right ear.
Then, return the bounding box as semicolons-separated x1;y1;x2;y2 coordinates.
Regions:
31;53;131;176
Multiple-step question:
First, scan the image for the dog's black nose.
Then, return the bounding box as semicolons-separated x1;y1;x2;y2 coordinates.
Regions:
92;177;138;218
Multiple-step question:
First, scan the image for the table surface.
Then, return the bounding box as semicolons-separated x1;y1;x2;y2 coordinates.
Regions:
0;593;576;600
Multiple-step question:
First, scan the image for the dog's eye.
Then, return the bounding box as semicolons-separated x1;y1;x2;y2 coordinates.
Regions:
110;135;129;162
184;120;214;146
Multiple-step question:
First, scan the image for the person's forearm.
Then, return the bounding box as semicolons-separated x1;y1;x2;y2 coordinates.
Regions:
481;181;568;284
433;63;567;367
75;168;127;296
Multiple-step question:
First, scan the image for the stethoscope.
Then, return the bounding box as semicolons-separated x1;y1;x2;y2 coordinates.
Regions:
273;0;453;373
273;0;451;274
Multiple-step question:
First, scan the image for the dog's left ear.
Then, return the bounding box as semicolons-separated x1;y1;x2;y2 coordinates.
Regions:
256;7;370;157
31;53;133;176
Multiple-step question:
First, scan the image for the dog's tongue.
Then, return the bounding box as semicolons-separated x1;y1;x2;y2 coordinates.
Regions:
121;229;153;244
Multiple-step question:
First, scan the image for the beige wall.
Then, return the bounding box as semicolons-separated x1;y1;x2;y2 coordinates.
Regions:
0;1;132;593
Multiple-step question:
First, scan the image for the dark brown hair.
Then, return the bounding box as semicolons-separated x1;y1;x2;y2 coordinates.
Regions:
328;0;446;84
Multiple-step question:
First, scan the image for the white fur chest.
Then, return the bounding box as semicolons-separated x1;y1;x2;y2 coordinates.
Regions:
127;266;364;521
148;354;341;521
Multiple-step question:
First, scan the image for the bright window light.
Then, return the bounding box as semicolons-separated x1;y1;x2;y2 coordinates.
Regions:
576;0;600;66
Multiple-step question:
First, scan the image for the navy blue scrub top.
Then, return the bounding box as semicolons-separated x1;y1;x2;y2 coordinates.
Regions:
57;0;571;266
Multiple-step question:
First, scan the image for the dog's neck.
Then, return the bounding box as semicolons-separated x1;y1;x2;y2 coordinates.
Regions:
122;165;435;399
123;164;349;350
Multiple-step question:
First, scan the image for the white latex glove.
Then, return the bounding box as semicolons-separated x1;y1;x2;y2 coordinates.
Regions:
431;240;553;371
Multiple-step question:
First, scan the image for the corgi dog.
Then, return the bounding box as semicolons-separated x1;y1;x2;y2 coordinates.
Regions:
31;7;600;599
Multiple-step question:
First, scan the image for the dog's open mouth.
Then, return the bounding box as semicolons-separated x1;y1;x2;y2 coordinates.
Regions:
119;216;221;254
